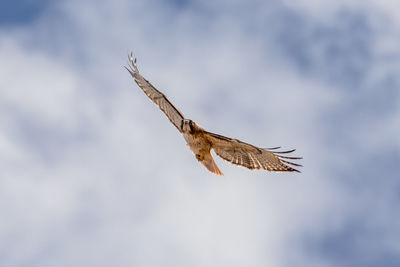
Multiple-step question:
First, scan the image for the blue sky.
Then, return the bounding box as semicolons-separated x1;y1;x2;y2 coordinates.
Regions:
0;0;48;26
1;0;399;266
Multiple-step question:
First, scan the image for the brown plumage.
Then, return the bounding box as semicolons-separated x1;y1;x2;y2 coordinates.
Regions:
126;52;302;175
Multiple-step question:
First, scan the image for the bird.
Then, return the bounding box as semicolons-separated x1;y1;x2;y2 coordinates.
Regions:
125;52;302;175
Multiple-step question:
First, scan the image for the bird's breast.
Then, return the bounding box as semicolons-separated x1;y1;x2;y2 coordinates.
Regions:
183;132;211;155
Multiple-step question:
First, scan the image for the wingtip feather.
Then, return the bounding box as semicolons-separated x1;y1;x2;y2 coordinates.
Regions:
127;52;139;73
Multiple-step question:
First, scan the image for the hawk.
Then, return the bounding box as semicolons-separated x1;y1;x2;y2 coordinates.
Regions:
126;53;302;175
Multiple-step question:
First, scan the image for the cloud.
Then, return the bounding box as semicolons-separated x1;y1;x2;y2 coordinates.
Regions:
0;0;399;266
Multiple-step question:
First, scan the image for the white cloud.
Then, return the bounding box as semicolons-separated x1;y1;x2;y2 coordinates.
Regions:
0;0;399;266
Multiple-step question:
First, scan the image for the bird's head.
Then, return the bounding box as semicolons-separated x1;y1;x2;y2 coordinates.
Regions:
181;119;196;133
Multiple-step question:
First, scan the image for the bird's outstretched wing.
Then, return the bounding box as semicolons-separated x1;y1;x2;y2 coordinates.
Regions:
205;131;302;172
125;52;185;132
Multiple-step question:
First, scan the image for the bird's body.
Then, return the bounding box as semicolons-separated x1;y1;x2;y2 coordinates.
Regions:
182;121;209;156
181;119;223;175
125;52;302;175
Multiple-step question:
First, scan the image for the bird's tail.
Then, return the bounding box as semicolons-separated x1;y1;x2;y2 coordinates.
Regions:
201;153;223;176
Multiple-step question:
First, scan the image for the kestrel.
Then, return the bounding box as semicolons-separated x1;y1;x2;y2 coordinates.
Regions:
126;53;302;175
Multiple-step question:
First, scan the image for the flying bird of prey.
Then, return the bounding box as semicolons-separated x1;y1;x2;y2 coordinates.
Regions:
125;53;302;175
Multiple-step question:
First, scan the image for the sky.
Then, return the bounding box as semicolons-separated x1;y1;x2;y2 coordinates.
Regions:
0;0;399;266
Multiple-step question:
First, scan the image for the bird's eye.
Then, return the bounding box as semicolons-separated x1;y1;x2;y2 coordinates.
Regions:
189;120;194;132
